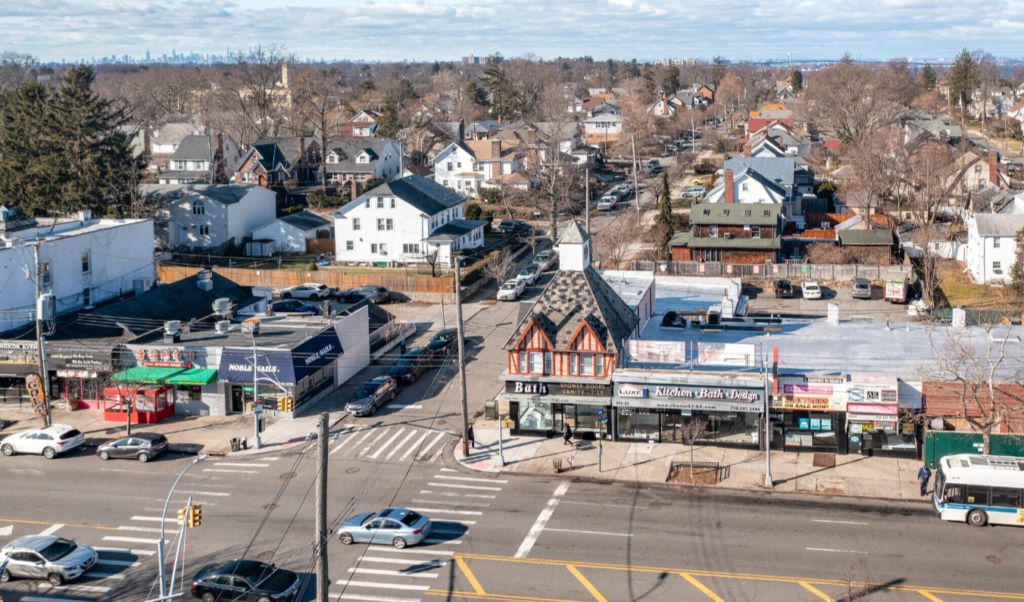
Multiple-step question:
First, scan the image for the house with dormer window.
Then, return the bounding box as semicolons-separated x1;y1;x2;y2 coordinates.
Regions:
322;138;402;195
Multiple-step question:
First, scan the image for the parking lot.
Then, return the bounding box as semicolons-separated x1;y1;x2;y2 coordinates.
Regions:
745;280;914;321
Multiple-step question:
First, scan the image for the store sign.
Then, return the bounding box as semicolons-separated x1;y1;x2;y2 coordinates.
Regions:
57;370;98;378
292;328;344;381
505;381;612;398
616;383;647;398
46;347;113;371
219;348;295;384
771;397;837;411
0;341;37;364
783;383;834;396
847;386;897;403
847;403;898;415
132;347;198;368
615;383;762;404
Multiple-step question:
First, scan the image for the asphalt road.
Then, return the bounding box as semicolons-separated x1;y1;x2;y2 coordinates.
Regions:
3;294;1024;602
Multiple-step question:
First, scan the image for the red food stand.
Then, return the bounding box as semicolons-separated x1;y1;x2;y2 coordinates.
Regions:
102;385;175;424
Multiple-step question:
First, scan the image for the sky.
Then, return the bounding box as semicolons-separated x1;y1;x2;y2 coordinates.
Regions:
3;0;1023;64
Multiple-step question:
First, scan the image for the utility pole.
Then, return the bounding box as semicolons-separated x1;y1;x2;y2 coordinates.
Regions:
584;166;590;235
251;333;261;450
454;263;470;457
33;243;52;427
630;135;641;226
762;343;774;488
315;411;329;602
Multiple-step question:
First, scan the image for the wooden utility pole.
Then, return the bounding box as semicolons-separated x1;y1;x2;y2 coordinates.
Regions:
630;135;641;226
454;264;470;457
33;243;52;427
316;411;329;601
584;167;590;235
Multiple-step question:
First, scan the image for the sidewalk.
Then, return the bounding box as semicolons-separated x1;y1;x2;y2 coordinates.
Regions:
456;418;930;505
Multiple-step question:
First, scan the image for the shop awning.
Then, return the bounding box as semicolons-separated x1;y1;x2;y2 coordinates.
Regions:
112;366;185;384
165;368;217;386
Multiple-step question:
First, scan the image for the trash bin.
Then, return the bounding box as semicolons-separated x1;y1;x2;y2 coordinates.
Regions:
230;437;241;452
484;400;498;420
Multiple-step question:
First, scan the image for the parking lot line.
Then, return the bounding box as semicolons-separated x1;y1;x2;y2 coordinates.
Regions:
566;565;606;602
799;580;834;601
680;572;725;602
37;523;64;536
454;554;485;595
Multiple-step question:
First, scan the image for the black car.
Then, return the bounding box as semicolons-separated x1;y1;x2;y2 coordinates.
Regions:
426;328;457;355
96;433;168;462
191;559;301;602
336;285;391;304
773;279;795;299
388;347;434;385
270;299;320;315
498;220;530;235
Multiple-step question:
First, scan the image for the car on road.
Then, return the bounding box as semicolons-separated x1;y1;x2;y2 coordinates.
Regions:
851;278;872;299
532;251;556;272
280;282;330;300
773;279;795;299
0;535;98;586
336;285;392;304
801;281;823;300
336;508;432;549
190;559;301;602
346;376;398;416
425;328;457;355
596;194;617;211
516;264;541;286
680;186;706;199
497;220;530;236
643;159;661;174
270;299;321;315
388;347;434;385
1;424;84;459
496;278;526;301
96;433;169;462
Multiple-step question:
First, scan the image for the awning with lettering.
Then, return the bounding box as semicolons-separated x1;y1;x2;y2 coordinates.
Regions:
112;366;185;384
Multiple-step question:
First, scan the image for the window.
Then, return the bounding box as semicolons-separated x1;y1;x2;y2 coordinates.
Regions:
83;287;90;306
198;225;210;235
965;485;990;505
518;351;527;372
529;352;544;373
569;353;578;375
390;198;396;209
993;237;1001;248
744;209;751;217
741;182;749;192
447;162;453;171
443;180;449;187
709;225;719;238
352;218;361;231
192;200;205;215
81;251;90;274
386;219;393;231
722;209;730;216
403;243;420;254
371;243;378;253
377;218;384;231
379;243;387;255
346;241;354;251
751;225;761;238
990;487;1022;508
377;198;384;208
544;352;552;374
580;354;595;376
993;261;1003;274
365;199;370;208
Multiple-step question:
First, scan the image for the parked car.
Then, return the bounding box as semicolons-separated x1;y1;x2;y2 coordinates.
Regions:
0;536;97;586
336;285;391;304
643;159;661;174
680;186;706;199
596;195;617;211
773;279;794;299
280;282;330;300
516;264;541;286
532;251;556;272
498;220;530;235
96;433;168;462
851;278;872;300
425;328;457;355
801;281;823;300
497;279;526;301
336;508;432;549
1;424;84;459
346;376;398;416
270;299;320;315
388;347;434;385
190;559;301;602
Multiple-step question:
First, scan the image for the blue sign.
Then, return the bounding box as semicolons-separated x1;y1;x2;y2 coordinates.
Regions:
291;328;343;382
218;326;344;386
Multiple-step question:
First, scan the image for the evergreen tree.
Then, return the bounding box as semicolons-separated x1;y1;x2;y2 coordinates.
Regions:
0;83;61;216
480;64;518;121
1011;227;1024;299
655;171;674;259
948;49;978;112
920;63;937;91
710;56;728;88
376;102;400;139
790;69;803;93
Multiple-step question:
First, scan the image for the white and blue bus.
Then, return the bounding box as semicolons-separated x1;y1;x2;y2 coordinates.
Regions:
933;454;1024;527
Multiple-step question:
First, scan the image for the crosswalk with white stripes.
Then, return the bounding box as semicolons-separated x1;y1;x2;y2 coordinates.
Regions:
331;467;508;602
330;425;455;465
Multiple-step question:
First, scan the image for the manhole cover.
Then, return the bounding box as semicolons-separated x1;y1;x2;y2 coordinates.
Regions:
263;503;277;511
255;550;274;561
986;554;1001;564
279;472;296;481
437;420;447;426
346;467;360;474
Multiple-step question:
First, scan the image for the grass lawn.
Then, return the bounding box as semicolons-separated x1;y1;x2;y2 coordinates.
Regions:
936;259;1016;309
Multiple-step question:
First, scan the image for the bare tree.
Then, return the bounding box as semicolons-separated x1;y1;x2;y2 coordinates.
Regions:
594;217;634;268
482;248;515;284
907;140;957;307
803;60;914;143
617;94;656;155
845;126;911;216
423;248;441;277
679;418;709;478
0;52;37;93
292;67;343;192
225;46;293;145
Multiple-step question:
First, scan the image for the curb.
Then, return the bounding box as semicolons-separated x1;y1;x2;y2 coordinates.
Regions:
227;413;349;457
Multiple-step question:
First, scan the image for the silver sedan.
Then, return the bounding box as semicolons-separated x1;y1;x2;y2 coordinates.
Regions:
335;508;432;549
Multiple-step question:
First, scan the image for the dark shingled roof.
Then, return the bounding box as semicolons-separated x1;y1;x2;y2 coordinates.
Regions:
340;175;465;217
280;210;331;231
424;219;488;242
838;229;895;246
170;134;211;162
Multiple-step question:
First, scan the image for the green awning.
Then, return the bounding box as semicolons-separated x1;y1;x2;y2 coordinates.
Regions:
165;368;217;386
112;366;185;384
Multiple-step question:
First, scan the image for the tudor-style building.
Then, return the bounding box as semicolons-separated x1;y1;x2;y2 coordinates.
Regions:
499;221;641;437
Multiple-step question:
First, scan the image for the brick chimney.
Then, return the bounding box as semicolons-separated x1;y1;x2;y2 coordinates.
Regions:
491;139;501;159
743;145;752;157
988;151;1000;187
724;170;735;204
350;178;358;201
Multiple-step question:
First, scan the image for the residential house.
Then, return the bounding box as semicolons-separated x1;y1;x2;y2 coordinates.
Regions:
350;110;382;137
148;113;204;170
583;113;623;145
966;212;1024;284
836;229;897;264
746;103;794;136
250;210;332;255
465;120;503;141
745;122;811;158
400;120;463;172
147;184;277;251
649;90;706;118
899;111;963;146
705;157;816;222
669;202;782;263
433;140;521;196
322;138;402;197
949;151;1010;198
333;175;486;268
234;137;321;186
0;205;155;335
158;134;241;185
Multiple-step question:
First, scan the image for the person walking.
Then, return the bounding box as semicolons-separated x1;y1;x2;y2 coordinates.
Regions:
918;464;932;497
467;424;475;449
562;422;573;446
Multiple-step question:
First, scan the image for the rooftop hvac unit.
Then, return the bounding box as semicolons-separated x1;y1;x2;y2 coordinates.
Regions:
215;320;231;335
164;320;181;335
212;297;232;315
197;279;213;292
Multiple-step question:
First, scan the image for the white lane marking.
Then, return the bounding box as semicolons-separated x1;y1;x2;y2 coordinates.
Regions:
338;580;431;590
811;519;870;526
22;597;96;602
331;593;422;602
347;567;438;579
515;481;570;558
384;548;454;556
419;489;495;500
386;430;418;461
351;427;378;452
86;570;126;580
330;427;358;456
102;536;162;545
130;516;175;523
117;526;164;533
204;468;258;474
544;528;633;537
37;523;64;536
175;490;231;496
407;507;482;516
362;428;390;456
422;538;462;545
386;404;423;410
94;546;155;556
439;467;457;473
48;584;112;593
399;430;429;461
806;547;869;554
261;456;281;461
410;498;490;508
96;558;139;567
416;432;446;460
433;474;507;484
214;462;269;468
358;556;447;567
429;444;445;462
427;482;501;491
369;428;406;460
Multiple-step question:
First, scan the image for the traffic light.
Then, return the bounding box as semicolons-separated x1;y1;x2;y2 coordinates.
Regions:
176;506;187;526
278;396;294;412
188;504;202;528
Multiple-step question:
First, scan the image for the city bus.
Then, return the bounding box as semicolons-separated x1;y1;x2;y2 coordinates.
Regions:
933;454;1024;527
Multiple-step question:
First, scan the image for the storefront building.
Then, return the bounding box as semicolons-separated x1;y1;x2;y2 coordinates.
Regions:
773;375;848;453
502;379;613;438
0;341;38;405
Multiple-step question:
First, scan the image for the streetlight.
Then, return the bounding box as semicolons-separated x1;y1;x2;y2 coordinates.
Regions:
157;454;207;599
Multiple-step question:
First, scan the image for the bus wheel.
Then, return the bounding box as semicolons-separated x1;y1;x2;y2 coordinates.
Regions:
967;509;988;527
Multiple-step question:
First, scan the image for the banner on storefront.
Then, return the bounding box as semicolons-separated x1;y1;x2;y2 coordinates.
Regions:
612;397;758;413
847;403;898;415
771;397;842;411
615;383;763;404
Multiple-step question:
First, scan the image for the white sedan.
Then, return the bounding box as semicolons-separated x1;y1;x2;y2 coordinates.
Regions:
497;279;526;301
281;282;331;300
1;424;85;459
801;281;823;300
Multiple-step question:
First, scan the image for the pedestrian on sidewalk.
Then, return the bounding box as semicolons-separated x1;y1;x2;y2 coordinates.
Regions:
467;424;475;449
918;464;932;497
562;422;573;446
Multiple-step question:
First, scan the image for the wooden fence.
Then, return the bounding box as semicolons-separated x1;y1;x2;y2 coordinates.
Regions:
158;264;455;294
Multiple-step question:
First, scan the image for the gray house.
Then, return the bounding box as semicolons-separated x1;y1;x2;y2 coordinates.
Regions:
146;184;277;251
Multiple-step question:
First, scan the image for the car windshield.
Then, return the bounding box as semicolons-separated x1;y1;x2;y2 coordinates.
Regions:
394;358;414;368
354;386;376;398
38;538;77;561
256;569;295;592
400;511;424;527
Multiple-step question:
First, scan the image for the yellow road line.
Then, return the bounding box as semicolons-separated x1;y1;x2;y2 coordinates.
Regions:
799;581;833;601
454;553;1024;600
919;591;944;602
425;589;584;602
455;553;487;596
0;517;119;532
680;572;726;602
566;564;607;602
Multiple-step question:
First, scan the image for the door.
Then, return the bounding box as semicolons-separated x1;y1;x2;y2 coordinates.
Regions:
661;413;684;444
10;551;46;578
374;519;400;545
362;519;383;544
231;386;245;413
26;433;49;455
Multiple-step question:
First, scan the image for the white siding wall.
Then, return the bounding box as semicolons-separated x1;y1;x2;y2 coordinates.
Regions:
226;188;277;245
334;306;370;386
335;195;430;263
433;145;482;194
250;222;308;254
967;220;1018;283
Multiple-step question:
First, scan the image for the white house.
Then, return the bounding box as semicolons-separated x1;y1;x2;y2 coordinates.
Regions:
250;210;332;254
147;184;277;251
334;175;486;268
0;206;155;335
583;113;623;142
322;138;402;195
966;213;1024;284
433;140;519;196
